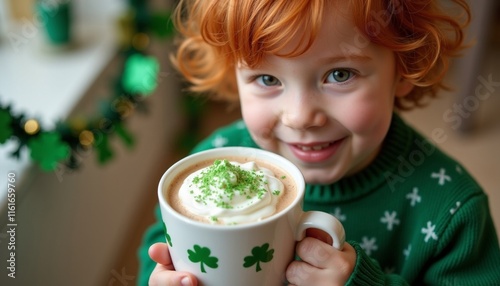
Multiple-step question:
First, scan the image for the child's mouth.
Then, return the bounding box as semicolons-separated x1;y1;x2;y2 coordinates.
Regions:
295;142;332;151
289;140;344;163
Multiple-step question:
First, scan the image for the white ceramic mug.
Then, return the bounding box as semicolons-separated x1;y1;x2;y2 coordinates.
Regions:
158;147;345;286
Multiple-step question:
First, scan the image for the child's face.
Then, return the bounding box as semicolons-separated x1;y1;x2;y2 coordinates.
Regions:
235;5;412;184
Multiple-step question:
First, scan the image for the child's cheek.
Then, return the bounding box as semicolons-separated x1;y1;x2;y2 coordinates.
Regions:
340;104;392;141
241;103;275;140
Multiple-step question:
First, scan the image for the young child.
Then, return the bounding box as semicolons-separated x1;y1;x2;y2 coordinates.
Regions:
139;0;500;285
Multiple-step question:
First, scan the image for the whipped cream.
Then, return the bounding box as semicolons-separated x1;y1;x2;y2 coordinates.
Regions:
178;159;285;224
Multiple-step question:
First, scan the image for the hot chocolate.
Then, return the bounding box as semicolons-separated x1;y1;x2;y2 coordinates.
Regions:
166;156;296;225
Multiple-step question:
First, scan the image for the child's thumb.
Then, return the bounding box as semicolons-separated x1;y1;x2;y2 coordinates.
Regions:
148;242;172;266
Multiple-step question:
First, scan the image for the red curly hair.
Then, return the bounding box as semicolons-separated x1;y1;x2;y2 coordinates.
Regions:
172;0;470;110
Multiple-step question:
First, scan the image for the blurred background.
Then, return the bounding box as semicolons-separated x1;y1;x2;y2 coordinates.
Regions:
0;0;498;285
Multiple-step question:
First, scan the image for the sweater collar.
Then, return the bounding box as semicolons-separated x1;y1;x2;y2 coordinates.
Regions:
304;113;414;203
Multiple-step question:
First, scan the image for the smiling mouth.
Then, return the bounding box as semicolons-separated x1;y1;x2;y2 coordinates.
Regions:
289;140;344;163
295;142;332;151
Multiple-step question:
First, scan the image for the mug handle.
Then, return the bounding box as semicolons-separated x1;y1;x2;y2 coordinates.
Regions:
296;211;346;250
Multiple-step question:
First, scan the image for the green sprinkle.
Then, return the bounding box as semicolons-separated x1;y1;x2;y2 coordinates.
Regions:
210;216;218;222
191;160;267;208
272;190;281;196
281;175;286;179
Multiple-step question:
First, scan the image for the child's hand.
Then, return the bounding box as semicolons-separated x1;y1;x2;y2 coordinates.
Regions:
286;230;356;286
148;243;198;286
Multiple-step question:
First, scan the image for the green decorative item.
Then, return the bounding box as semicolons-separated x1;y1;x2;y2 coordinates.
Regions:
187;245;219;273
243;243;274;272
122;53;159;95
177;94;206;151
162;222;172;247
28;132;71;171
95;135;114;164
0;109;13;143
36;1;72;46
114;122;135;148
151;12;176;39
0;3;183;173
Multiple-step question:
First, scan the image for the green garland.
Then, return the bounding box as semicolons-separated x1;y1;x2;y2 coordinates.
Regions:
0;1;176;172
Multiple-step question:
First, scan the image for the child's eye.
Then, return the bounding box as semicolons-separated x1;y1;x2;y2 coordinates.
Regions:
256;75;281;86
326;69;354;83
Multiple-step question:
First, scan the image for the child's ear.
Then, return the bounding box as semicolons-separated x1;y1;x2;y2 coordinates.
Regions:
395;77;414;98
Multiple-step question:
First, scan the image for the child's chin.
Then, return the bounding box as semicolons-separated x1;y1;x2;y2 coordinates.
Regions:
301;171;340;185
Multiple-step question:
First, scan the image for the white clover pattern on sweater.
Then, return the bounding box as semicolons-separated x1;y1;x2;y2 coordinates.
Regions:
211;135;228;148
430;168;452;186
331;207;346;222
450;201;462;215
421;221;439;243
403;244;412;260
380;211;400;231
406;187;421;207
360;237;378;256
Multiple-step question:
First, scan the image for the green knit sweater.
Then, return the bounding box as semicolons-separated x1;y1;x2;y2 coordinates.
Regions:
137;114;500;285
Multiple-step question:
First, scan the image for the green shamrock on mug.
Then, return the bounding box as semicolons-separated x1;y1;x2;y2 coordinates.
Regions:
243;243;274;272
187;245;219;273
162;222;172;247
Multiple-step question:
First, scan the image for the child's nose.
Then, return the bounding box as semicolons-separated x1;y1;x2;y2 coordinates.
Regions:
281;95;327;130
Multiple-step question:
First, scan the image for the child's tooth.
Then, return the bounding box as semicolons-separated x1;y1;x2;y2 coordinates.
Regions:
299;143;331;151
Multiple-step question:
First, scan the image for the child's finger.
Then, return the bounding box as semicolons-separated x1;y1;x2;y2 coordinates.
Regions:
149;264;197;286
148;243;199;286
306;228;333;245
149;242;173;266
295;237;334;268
286;260;321;286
